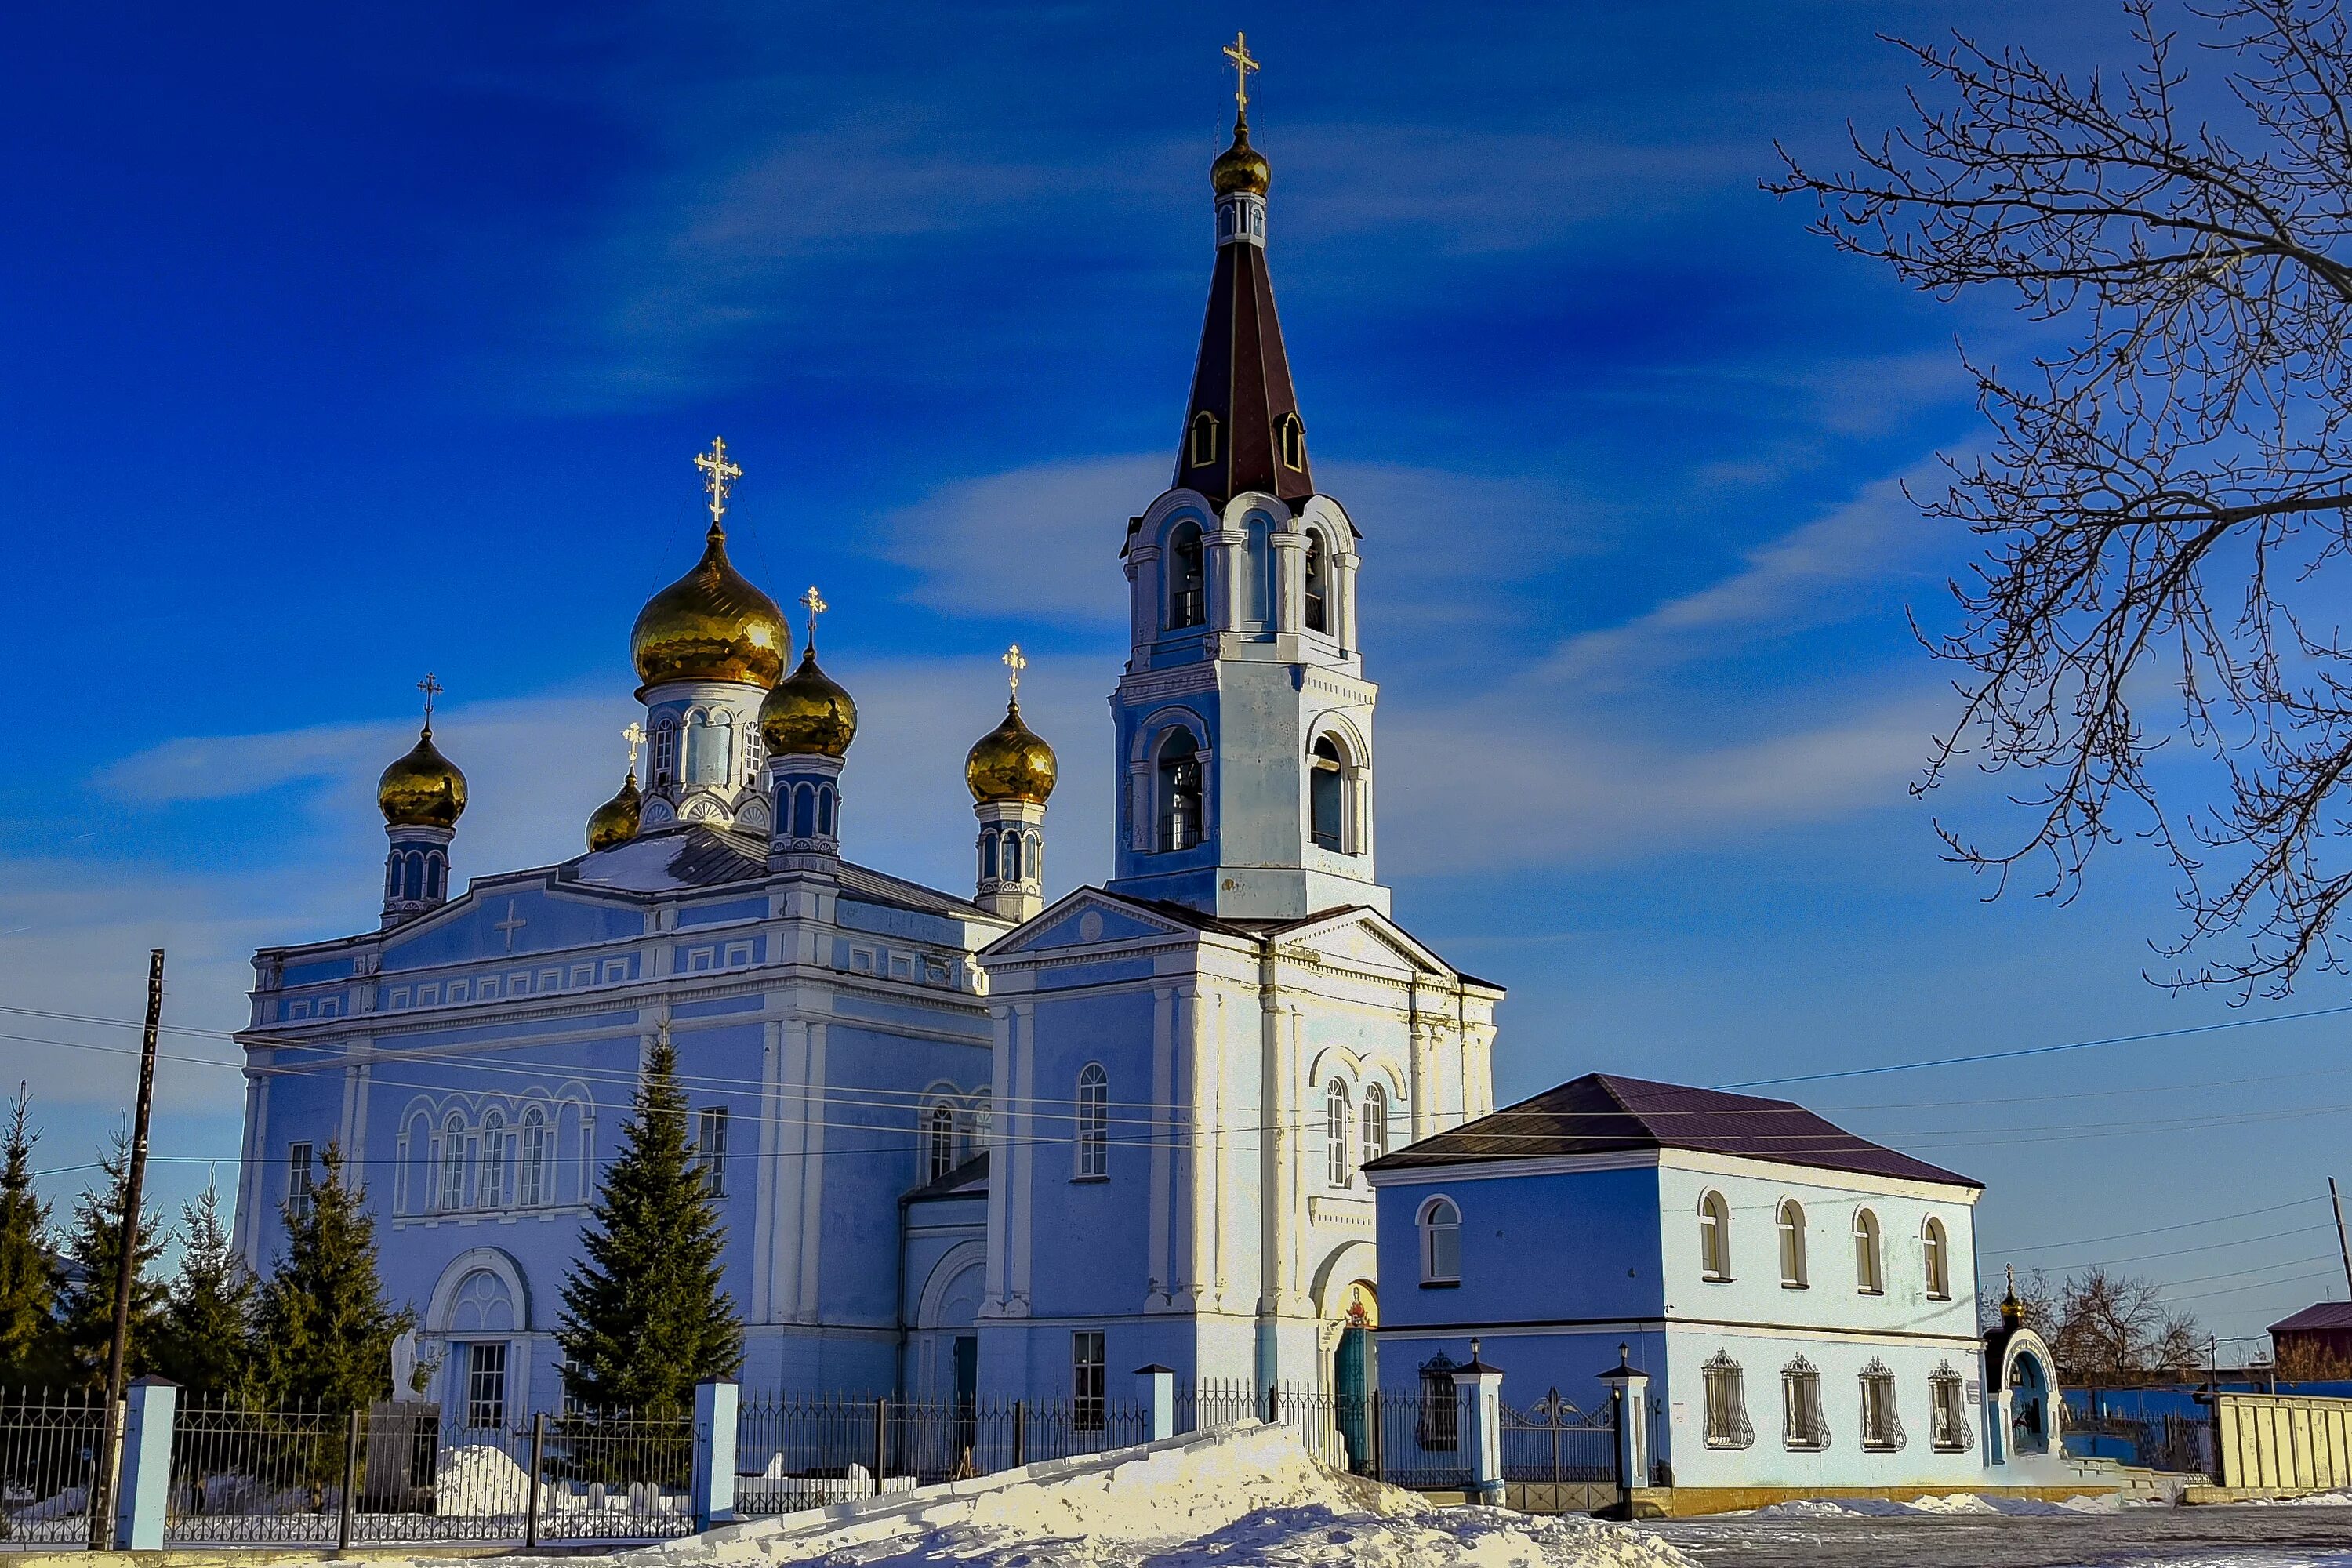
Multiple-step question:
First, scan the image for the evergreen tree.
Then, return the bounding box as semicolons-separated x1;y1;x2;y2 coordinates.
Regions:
557;1034;741;1413
56;1130;165;1387
247;1145;412;1411
156;1181;252;1398
0;1086;63;1388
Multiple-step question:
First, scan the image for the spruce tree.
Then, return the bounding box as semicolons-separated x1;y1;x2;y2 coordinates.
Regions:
0;1086;63;1388
557;1034;741;1413
56;1130;165;1387
156;1182;252;1398
247;1145;412;1411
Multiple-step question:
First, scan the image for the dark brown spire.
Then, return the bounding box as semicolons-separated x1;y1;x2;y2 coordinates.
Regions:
1174;120;1313;509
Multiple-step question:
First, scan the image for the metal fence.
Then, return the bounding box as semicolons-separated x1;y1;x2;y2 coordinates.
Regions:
733;1392;1151;1512
1181;1381;1483;1490
0;1389;108;1548
1500;1388;1619;1484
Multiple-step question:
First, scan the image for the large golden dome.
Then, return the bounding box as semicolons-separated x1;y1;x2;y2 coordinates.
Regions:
630;524;791;692
966;699;1057;805
760;649;858;758
1211;119;1269;198
586;770;641;852
379;726;467;829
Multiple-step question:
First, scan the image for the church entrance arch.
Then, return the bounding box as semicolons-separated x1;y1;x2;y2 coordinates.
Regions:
2008;1342;2056;1455
910;1241;986;1403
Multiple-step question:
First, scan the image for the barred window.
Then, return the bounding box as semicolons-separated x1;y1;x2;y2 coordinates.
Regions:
1076;1064;1109;1178
1782;1356;1830;1450
1417;1353;1461;1451
1702;1350;1755;1450
1072;1330;1105;1433
1929;1362;1974;1452
1859;1358;1906;1452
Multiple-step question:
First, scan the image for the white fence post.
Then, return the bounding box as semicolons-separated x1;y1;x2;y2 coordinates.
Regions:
1134;1365;1175;1441
115;1376;177;1551
1456;1341;1506;1507
692;1379;739;1532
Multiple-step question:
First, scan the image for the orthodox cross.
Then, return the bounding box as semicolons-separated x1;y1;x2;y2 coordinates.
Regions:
1223;31;1259;116
417;672;443;731
622;720;646;772
694;437;742;527
801;586;828;654
494;899;527;953
1003;644;1027;699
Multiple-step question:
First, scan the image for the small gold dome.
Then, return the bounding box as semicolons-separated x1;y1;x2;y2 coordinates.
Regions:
1211;120;1269;198
378;726;467;829
630;524;791;692
586;770;642;853
760;649;858;758
966;699;1057;805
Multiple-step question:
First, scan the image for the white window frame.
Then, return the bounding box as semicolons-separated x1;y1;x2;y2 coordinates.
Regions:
1418;1195;1461;1285
1853;1207;1884;1294
1075;1063;1109;1179
1777;1199;1808;1288
1698;1190;1732;1282
1922;1215;1951;1300
1323;1078;1351;1188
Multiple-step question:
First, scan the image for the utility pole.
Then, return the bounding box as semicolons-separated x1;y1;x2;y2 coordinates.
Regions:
90;948;163;1551
2334;1178;2352;1298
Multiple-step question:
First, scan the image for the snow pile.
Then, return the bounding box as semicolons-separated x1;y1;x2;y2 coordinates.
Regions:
670;1422;1690;1568
1738;1492;2118;1519
434;1443;533;1515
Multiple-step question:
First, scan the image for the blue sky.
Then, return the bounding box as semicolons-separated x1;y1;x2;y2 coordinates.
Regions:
5;1;2343;1348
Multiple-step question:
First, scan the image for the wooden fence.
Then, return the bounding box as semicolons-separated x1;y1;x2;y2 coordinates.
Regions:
2212;1392;2352;1491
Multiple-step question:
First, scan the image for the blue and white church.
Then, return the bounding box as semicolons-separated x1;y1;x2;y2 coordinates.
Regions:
230;89;1500;1425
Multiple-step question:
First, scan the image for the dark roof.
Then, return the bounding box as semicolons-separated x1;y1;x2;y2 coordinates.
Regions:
1171;198;1312;509
903;1151;989;1203
555;823;994;920
2271;1301;2352;1334
1364;1073;1979;1189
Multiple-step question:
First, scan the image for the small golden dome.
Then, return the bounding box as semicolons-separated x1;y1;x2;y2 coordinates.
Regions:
630;524;791;692
586;770;642;852
966;699;1057;805
1211;119;1269;198
760;649;858;758
378;726;467;829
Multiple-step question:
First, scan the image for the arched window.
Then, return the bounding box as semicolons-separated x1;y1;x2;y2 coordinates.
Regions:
518;1106;550;1207
1360;1082;1388;1168
1189;410;1220;468
401;852;423;901
742;728;762;782
1278;413;1306;471
1157;731;1203;852
967;1091;993;1160
1699;1190;1732;1281
685;710;734;786
1025;831;1043;882
1777;1200;1808;1288
1304;530;1330;633
1076;1063;1109;1178
1853;1208;1883;1294
1004;830;1024;881
1167;521;1205;630
652;719;677;786
1419;1196;1461;1284
818;785;835;837
1922;1216;1951;1300
438;1112;468;1211
1310;736;1346;851
978;829;997;883
426;851;446;901
1245;515;1271;623
477;1112;507;1209
792;782;815;838
1324;1079;1351;1187
925;1102;958;1183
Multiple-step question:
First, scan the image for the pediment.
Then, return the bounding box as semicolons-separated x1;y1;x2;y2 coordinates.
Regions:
1280;908;1454;979
985;890;1193;958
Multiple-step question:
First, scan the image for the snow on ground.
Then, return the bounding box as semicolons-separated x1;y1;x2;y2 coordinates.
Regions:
1725;1493;2123;1519
666;1423;1691;1568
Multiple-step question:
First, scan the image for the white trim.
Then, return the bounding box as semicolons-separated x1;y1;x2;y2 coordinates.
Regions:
1367;1145;1982;1203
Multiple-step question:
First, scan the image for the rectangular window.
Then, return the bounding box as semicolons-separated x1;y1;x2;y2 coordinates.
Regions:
448;980;469;1004
1702;1355;1751;1450
464;1341;508;1431
571;964;593;987
289;1000;311;1021
851;947;876;975
478;1125;508;1210
538;969;561;993
287;1142;315;1224
316;997;338;1018
688;947;716;973
1783;1360;1828;1450
724;942;753;968
417;983;439;1007
1071;1331;1105;1433
477;976;500;1000
510;971;530;995
601;959;629;983
696;1108;729;1196
388;987;411;1009
889;953;915;981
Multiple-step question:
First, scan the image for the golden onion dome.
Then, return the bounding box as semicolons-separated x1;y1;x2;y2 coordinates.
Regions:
1211;119;1270;198
966;699;1057;805
760;648;858;758
630;524;791;692
378;725;467;829
586;770;642;853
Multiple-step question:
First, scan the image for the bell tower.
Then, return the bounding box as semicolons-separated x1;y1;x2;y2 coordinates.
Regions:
1104;48;1384;920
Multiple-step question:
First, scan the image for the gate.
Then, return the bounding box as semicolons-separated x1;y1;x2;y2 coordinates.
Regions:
1500;1388;1620;1515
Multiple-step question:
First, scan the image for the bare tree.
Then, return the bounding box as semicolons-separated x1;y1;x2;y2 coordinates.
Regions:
1988;1265;2205;1381
1774;0;2352;993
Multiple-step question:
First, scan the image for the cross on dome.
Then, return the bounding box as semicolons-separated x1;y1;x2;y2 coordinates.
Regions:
417;672;443;731
694;437;742;528
1223;31;1259;117
1003;644;1028;699
622;720;646;770
801;586;829;652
